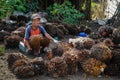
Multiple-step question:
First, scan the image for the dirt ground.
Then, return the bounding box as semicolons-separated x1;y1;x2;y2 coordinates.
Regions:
0;44;120;80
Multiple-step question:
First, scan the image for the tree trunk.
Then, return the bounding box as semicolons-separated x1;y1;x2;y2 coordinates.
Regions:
85;0;91;20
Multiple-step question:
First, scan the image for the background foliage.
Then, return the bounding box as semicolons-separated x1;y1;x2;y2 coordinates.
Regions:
0;0;101;23
0;0;26;19
47;1;84;25
24;0;39;13
0;0;13;19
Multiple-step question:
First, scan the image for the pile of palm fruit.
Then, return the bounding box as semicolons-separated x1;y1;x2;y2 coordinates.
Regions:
5;20;120;78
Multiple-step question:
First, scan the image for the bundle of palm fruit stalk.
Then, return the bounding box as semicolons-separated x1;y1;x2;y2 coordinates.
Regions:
111;49;120;64
57;24;69;35
11;26;26;38
63;49;78;74
7;53;29;68
30;57;45;75
11;59;30;70
52;44;64;57
90;43;112;62
103;38;114;47
43;42;71;60
76;49;90;63
98;25;113;37
11;59;35;78
7;53;35;78
81;58;107;76
89;32;102;44
62;23;80;35
4;35;22;48
75;49;91;71
78;25;91;35
0;30;10;42
57;42;73;52
83;38;95;49
69;37;95;50
48;57;67;77
43;23;64;39
112;28;120;45
104;48;120;76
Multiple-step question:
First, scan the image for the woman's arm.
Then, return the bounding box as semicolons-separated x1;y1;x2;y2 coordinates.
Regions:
45;33;54;41
40;25;58;43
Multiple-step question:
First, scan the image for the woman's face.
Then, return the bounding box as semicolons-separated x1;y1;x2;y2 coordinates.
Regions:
32;18;40;27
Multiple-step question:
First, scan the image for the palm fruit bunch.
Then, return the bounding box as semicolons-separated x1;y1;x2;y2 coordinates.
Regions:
112;28;120;45
110;49;120;64
0;30;10;42
44;50;53;60
43;23;64;38
7;53;28;68
44;42;71;60
13;65;34;78
103;38;114;47
89;32;102;44
64;24;79;35
57;24;69;35
30;57;45;75
76;49;90;63
11;26;26;38
90;43;112;62
74;41;84;50
4;35;22;48
76;49;91;71
52;45;64;57
11;59;35;78
58;42;73;52
11;59;29;70
79;25;87;33
63;49;78;74
98;25;113;37
81;58;107;76
48;57;67;77
84;27;92;35
69;37;95;50
89;32;102;40
83;38;95;49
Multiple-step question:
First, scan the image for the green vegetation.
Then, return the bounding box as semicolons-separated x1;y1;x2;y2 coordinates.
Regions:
47;1;84;25
0;0;26;19
24;0;39;12
0;46;5;56
0;0;106;22
0;0;13;19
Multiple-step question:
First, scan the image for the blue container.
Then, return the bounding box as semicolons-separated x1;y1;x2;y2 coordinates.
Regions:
78;32;87;37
